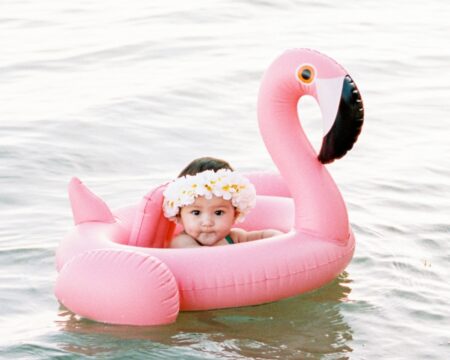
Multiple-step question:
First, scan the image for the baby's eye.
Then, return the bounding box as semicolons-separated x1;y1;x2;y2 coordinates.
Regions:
191;210;200;216
215;210;225;216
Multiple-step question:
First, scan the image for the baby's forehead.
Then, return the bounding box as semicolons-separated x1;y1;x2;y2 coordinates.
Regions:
190;195;233;208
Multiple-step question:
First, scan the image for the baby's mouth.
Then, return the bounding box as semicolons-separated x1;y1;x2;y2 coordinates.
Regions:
197;232;217;243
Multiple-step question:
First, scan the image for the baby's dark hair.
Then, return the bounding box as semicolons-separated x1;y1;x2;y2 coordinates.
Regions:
178;157;233;177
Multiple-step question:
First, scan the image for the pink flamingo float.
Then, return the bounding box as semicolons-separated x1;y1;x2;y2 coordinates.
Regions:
55;48;364;326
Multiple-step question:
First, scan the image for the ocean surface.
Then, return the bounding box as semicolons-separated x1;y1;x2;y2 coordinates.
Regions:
1;0;449;359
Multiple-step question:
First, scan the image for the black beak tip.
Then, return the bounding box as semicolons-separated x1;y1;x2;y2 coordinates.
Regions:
317;75;364;164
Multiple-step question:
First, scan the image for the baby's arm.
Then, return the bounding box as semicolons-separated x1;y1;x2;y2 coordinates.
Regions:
231;228;283;243
170;232;200;248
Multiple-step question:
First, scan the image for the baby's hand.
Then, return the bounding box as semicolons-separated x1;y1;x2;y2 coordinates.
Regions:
262;229;283;238
231;228;283;243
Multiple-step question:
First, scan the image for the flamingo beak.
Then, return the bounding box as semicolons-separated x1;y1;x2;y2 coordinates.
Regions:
315;75;364;164
315;76;346;136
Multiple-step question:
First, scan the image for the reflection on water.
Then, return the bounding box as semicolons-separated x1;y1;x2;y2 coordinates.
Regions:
53;274;353;359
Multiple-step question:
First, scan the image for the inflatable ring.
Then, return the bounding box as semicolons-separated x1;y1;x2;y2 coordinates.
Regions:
55;48;364;326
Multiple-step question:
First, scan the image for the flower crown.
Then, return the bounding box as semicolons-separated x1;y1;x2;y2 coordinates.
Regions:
163;169;256;222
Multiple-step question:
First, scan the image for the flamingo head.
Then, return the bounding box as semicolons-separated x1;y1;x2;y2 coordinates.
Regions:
263;48;364;164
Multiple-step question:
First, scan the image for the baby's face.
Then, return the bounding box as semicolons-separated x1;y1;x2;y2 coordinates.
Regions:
179;196;236;246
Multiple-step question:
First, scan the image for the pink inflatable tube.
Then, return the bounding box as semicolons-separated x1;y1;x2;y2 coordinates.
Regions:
55;48;364;326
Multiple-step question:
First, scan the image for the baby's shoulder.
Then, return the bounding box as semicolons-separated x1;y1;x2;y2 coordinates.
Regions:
170;233;198;248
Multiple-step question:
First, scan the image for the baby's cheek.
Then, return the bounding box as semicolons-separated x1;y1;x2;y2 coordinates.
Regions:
184;222;198;235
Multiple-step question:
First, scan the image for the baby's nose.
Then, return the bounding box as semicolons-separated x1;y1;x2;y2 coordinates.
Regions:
201;215;214;226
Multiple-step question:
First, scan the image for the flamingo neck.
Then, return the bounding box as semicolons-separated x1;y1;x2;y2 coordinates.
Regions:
257;79;349;241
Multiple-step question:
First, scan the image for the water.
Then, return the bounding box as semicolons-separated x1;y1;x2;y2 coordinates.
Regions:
1;0;449;358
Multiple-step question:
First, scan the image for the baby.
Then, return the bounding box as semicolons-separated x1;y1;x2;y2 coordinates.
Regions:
163;157;282;248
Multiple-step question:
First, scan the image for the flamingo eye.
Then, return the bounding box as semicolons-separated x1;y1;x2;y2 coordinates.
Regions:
296;64;316;85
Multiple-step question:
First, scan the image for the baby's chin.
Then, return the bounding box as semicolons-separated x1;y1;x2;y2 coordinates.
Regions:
196;232;222;246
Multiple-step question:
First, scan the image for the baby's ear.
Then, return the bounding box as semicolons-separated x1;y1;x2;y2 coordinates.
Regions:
234;210;240;221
